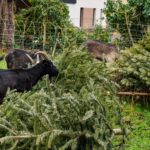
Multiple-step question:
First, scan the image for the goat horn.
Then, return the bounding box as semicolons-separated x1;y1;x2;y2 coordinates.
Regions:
34;51;49;60
36;54;40;64
25;54;35;64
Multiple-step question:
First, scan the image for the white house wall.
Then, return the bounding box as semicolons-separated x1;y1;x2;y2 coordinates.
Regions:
66;0;106;28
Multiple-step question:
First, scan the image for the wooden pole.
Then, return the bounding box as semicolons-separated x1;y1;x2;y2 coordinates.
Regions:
118;92;150;96
113;128;130;135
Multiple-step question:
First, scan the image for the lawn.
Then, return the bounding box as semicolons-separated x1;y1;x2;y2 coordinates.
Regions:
0;60;7;69
124;102;150;150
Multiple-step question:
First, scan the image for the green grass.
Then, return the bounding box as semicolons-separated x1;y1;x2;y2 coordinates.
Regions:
124;102;150;150
0;60;7;69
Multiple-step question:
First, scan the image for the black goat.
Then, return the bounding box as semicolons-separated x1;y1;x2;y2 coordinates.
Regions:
0;60;59;104
83;39;119;62
5;49;49;69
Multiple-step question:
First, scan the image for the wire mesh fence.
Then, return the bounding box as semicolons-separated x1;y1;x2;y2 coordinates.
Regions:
1;19;150;52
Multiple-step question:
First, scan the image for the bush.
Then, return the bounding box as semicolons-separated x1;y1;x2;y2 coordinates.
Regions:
113;34;150;91
0;47;125;149
88;25;110;43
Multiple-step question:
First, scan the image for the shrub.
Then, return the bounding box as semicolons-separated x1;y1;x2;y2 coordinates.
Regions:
113;34;150;91
88;25;110;43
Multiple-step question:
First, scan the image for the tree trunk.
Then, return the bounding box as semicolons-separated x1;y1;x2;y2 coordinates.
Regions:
0;0;15;50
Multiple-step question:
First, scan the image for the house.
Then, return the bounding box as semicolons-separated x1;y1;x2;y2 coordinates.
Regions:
121;0;128;4
63;0;106;29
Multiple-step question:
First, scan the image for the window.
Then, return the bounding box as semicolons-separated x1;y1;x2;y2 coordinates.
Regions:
80;8;84;27
93;8;96;26
80;8;96;29
63;0;76;4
